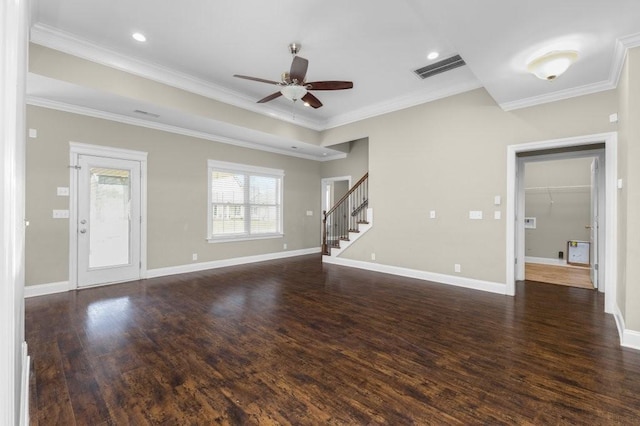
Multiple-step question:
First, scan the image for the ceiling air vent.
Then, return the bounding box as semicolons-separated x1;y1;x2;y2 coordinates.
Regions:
133;109;160;118
413;55;466;79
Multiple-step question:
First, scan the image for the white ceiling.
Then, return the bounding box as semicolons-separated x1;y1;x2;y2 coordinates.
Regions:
28;0;640;156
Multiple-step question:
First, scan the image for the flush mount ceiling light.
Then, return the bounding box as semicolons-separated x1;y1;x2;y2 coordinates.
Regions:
527;50;578;81
427;51;439;60
132;32;146;42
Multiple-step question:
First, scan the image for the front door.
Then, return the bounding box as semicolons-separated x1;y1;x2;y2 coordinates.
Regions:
77;155;141;287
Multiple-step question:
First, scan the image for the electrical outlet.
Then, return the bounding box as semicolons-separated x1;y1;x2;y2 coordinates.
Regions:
454;264;461;273
306;211;313;216
192;253;198;261
57;187;69;196
371;253;376;261
429;210;436;219
283;243;287;250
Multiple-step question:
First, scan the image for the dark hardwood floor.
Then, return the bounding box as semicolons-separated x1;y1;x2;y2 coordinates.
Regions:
26;254;640;425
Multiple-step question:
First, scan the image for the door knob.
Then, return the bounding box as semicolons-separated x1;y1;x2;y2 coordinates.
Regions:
80;219;87;224
80;228;87;234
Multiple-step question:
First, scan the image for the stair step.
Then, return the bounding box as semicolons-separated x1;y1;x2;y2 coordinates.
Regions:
357;221;369;225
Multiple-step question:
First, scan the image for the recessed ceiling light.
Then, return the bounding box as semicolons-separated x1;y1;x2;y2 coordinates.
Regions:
132;32;147;42
427;51;439;60
303;102;311;107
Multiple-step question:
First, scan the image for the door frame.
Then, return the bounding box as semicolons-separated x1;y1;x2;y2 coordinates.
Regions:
69;142;148;289
506;132;617;314
320;176;352;242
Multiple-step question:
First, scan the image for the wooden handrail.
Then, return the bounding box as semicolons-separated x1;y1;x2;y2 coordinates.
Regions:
322;172;368;255
324;172;368;218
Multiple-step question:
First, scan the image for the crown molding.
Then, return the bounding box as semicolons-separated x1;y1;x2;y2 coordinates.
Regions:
29;23;325;131
26;96;346;162
619;32;640;50
500;79;616;112
323;79;483;129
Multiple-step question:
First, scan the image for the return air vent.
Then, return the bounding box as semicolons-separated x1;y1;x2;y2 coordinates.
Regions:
133;109;160;118
413;55;466;79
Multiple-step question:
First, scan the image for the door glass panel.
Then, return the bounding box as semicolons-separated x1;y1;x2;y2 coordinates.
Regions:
89;167;131;268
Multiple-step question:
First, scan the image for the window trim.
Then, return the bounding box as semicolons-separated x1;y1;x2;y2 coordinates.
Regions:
207;160;284;243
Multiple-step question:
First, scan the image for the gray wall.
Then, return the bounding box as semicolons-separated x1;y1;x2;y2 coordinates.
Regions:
617;46;640;330
320;138;369;181
524;158;593;259
321;88;616;285
25;106;322;286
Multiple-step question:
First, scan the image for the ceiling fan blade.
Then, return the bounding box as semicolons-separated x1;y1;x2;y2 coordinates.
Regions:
307;81;354;90
257;91;283;103
302;93;322;109
289;56;308;84
234;74;281;85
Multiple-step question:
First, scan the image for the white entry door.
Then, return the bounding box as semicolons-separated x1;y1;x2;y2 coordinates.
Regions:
77;154;141;287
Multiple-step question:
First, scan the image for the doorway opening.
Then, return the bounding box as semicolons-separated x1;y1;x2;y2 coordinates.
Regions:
506;132;618;315
521;153;603;290
320;176;351;242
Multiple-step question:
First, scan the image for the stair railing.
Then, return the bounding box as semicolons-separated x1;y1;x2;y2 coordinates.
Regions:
322;173;368;255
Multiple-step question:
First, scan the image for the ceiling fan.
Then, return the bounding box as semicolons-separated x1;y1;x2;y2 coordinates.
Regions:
233;43;353;109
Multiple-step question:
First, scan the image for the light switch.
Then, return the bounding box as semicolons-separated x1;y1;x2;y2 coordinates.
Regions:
429;210;436;219
52;209;69;219
57;187;69;196
609;113;618;123
469;211;483;220
494;195;501;205
618;179;623;189
306;210;313;216
494;211;501;220
28;128;37;138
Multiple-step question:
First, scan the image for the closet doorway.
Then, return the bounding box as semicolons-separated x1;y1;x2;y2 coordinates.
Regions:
522;155;601;289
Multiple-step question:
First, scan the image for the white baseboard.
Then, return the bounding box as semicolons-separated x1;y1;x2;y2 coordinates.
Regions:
323;256;507;295
622;329;640;351
613;304;625;339
146;248;321;279
20;342;29;426
525;256;567;266
612;303;640;351
24;281;69;298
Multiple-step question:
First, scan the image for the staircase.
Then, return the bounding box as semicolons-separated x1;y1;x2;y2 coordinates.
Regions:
322;173;372;258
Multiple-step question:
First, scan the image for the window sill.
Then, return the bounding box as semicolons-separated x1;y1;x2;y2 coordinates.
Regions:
207;233;284;244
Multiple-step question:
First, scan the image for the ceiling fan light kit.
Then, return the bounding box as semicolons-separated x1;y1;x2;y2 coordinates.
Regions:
233;43;353;109
527;50;578;81
280;84;307;101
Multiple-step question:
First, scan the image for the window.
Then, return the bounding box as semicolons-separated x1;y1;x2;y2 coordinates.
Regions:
208;160;284;242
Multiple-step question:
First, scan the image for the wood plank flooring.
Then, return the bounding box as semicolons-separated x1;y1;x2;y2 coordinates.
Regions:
525;262;593;289
26;254;640;425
